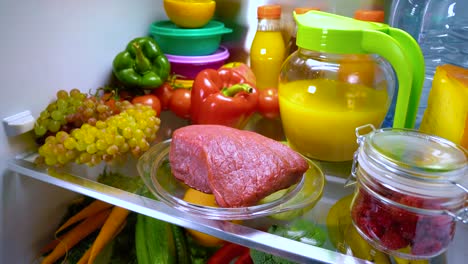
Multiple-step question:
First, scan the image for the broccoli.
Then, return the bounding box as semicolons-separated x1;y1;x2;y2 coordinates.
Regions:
250;219;327;264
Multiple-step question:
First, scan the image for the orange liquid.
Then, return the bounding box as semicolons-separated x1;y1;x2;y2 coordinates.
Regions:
250;31;285;90
279;79;389;162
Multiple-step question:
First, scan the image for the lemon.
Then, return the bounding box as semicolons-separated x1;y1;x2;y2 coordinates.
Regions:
163;0;216;28
261;159;324;221
182;188;224;247
327;194;391;263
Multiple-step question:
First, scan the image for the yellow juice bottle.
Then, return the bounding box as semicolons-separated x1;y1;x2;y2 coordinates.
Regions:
250;5;285;90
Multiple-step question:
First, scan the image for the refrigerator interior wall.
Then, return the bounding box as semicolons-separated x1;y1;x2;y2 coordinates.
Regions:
2;0;465;263
0;1;166;262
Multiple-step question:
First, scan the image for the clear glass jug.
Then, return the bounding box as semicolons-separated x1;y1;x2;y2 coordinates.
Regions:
278;11;425;162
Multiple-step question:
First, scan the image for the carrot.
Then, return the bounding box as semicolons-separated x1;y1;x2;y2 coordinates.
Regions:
77;213;127;264
87;206;130;264
40;208;111;264
55;199;113;235
76;247;91;264
39;234;66;255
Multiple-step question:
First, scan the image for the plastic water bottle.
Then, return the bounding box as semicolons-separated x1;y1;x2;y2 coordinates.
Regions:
416;0;467;128
390;0;467;129
389;0;428;40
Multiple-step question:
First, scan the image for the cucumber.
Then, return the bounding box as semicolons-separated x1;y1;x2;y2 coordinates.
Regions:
143;215;177;264
171;224;191;264
135;214;150;264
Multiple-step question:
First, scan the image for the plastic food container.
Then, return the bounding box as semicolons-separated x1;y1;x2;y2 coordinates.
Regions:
150;20;232;56
166;46;230;79
136;139;325;220
349;124;468;260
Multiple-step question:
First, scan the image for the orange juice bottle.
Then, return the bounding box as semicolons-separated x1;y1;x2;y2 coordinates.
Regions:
337;10;385;87
286;7;320;57
353;9;385;23
250;5;285;90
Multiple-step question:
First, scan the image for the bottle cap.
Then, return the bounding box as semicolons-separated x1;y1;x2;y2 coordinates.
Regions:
354;10;385;23
258;5;282;19
294;7;320;15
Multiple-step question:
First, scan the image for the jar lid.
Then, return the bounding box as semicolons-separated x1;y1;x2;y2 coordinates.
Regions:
352;126;467;220
366;128;467;178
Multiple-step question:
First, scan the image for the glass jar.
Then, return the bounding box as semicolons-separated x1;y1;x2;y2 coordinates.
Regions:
349;124;467;260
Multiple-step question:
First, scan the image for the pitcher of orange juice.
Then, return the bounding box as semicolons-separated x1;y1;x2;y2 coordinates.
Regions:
278;11;424;162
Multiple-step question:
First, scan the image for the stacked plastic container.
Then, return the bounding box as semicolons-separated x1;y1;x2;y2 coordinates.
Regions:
149;0;232;80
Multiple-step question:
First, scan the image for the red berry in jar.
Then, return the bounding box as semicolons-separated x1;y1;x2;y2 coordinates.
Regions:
349;126;467;260
351;187;456;258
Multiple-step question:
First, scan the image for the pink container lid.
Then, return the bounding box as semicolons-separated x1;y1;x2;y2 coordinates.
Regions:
165;46;230;64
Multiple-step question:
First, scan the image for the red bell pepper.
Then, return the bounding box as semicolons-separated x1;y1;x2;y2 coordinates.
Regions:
207;242;250;264
191;68;258;128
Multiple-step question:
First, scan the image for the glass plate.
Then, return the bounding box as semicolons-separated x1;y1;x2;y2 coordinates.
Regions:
137;139;325;220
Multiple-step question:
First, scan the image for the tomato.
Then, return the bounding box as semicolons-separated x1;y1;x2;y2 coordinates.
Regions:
102;92;119;112
152;82;174;111
169;88;191;119
257;88;280;119
118;90;134;102
132;94;162;117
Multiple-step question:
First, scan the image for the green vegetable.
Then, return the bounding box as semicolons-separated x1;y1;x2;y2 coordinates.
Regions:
113;37;170;89
172;224;191;264
135;214;151;264
187;234;219;264
146;215;177;264
97;168;145;194
108;212;138;264
135;214;177;264
250;219;327;264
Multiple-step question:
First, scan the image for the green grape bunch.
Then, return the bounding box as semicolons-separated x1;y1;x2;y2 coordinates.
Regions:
35;101;161;167
34;89;117;140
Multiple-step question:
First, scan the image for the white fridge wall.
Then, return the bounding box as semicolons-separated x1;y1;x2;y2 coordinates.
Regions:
0;0;166;262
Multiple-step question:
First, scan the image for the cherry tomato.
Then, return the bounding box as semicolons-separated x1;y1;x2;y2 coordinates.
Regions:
118;90;134;102
102;92;118;112
132;94;162;117
152;82;174;111
257;88;280;119
169;88;191;119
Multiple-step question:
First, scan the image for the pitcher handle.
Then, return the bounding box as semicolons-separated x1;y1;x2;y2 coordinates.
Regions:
361;29;424;129
388;28;425;128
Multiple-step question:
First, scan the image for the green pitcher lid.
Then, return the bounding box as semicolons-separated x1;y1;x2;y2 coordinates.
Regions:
295;10;389;54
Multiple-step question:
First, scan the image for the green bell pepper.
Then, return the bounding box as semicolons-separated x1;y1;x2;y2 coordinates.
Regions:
113;37;170;89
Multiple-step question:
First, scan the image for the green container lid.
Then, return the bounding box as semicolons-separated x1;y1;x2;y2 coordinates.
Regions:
150;20;232;37
150;20;232;56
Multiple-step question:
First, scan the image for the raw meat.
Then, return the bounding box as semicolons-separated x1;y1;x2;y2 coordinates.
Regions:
169;125;309;207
